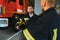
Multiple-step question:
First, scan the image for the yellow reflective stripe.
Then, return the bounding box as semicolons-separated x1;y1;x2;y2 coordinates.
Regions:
52;28;57;40
23;29;35;40
24;18;29;20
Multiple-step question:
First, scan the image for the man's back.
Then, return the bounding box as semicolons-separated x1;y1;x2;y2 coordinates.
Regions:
26;7;59;40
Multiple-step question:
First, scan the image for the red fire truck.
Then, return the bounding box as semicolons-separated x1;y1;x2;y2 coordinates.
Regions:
0;0;29;27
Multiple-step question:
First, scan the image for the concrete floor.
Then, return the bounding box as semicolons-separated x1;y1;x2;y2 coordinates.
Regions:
0;27;16;40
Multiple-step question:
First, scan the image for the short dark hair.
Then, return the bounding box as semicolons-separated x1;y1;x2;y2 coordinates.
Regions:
27;5;34;9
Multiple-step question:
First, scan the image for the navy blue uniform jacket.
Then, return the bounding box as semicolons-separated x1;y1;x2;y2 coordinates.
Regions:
26;7;59;40
24;13;38;26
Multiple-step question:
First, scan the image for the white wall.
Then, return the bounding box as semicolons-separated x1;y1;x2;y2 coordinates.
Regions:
34;0;42;15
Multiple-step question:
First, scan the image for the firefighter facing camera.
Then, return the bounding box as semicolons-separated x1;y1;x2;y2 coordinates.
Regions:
15;5;37;31
26;5;37;18
27;6;34;18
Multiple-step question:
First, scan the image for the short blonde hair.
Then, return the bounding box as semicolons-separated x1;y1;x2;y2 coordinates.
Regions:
46;0;56;4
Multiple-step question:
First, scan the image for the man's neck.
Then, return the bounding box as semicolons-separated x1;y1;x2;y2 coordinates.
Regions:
44;7;51;11
29;13;33;15
29;13;33;17
44;6;55;11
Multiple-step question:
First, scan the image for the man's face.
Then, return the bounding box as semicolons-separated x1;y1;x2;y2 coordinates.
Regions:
27;6;34;13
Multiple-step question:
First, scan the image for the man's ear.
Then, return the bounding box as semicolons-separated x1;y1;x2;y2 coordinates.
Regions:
43;1;46;7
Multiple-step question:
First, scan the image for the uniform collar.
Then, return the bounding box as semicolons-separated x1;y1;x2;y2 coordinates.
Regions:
40;7;56;16
43;7;55;14
29;13;34;18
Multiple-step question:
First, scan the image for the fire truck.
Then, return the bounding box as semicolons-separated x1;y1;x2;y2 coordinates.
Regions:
0;0;29;27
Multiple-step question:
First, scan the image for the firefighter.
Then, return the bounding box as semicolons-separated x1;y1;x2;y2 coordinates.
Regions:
25;5;37;18
16;5;37;30
24;5;38;26
19;0;59;40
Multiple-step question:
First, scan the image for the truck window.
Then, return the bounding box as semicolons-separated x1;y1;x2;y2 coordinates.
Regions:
11;0;16;2
19;0;23;6
0;6;2;14
8;0;16;3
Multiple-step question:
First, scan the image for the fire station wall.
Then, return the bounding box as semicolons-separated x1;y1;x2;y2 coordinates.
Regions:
34;0;60;15
56;0;60;14
34;0;42;15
